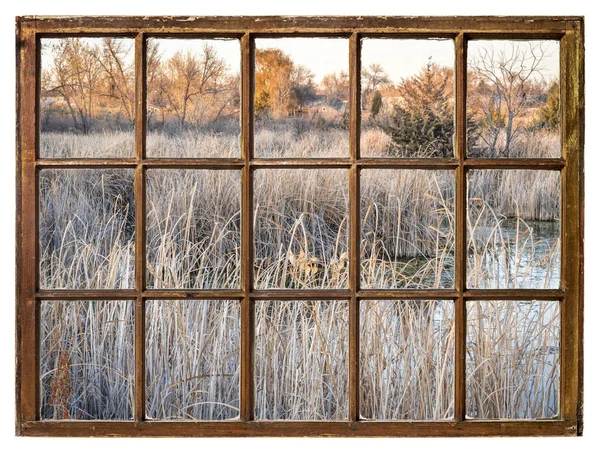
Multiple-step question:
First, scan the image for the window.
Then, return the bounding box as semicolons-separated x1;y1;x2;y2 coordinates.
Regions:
16;16;584;437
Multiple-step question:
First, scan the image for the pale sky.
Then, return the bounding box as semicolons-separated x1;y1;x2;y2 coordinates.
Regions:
361;38;455;84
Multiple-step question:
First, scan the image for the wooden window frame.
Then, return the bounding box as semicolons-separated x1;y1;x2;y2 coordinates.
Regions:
15;15;584;437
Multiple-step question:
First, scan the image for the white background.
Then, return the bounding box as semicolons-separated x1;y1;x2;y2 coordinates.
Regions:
1;1;598;452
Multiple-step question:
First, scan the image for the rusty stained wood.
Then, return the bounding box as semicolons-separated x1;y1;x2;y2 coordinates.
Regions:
15;16;584;437
16;18;39;429
240;32;254;422
348;32;360;422
453;32;467;423
19;419;578;438
560;21;584;433
24;15;579;34
134;32;147;422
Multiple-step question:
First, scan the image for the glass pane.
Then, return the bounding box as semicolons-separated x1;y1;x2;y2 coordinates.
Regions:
360;300;454;420
254;38;349;158
361;169;455;289
467;300;560;419
467;170;560;289
360;38;455;158
40;300;134;420
40;38;135;158
39;169;135;289
255;300;348;420
145;300;240;420
146;169;241;289
254;169;349;289
146;38;241;158
467;40;560;158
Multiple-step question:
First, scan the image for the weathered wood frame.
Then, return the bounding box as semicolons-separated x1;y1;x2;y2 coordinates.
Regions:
15;16;584;437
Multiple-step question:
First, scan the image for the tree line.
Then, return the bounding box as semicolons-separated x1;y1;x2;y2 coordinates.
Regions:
363;41;559;157
41;38;241;134
42;38;559;158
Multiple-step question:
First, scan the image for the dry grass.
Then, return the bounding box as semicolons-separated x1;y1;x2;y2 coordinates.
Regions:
467;300;560;419
40;300;134;420
145;300;240;420
361;169;455;289
146;169;241;289
255;300;348;420
39;129;561;420
254;168;349;289
360;300;455;420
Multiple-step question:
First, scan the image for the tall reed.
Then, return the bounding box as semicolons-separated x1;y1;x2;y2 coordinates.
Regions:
39;129;562;420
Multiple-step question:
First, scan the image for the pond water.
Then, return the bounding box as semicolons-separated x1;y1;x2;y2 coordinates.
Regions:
468;219;560;289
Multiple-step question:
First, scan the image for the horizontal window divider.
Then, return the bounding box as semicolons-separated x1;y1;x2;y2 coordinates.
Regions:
20;419;577;437
35;290;137;300
464;158;566;170
357;158;459;169
34;157;567;170
462;289;565;300
356;289;459;300
142;159;245;169
36;159;138;168
249;289;351;300
35;289;565;301
143;290;245;300
250;159;353;168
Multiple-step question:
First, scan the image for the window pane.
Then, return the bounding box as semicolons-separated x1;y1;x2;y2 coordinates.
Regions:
254;168;349;289
255;300;348;420
360;300;454;420
254;38;349;158
360;38;455;158
40;38;135;158
39;169;135;289
467;40;560;158
361;169;455;289
146;169;241;289
467;170;560;289
145;300;240;420
146;38;241;158
467;300;560;419
40;300;134;420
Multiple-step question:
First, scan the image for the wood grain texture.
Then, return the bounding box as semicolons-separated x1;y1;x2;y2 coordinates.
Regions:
454;33;467;422
560;22;584;434
20;419;578;437
24;15;578;34
134;32;147;421
16;18;39;428
240;32;254;422
348;32;360;421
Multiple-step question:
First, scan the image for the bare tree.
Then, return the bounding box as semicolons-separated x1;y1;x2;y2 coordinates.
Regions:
45;39;103;133
361;63;390;109
98;38;135;125
159;44;227;129
469;42;552;157
322;71;349;105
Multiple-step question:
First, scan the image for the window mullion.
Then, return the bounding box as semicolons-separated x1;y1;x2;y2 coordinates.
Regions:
240;32;255;422
134;31;147;422
348;32;361;422
454;32;468;422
